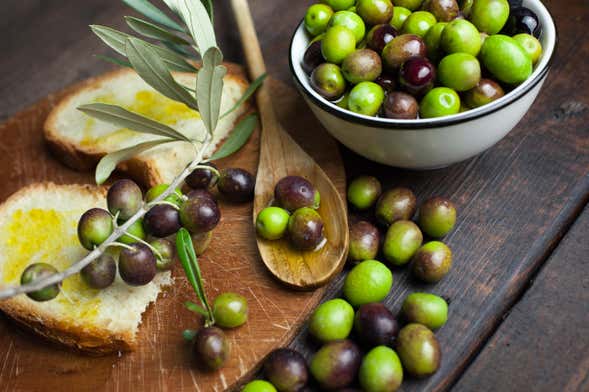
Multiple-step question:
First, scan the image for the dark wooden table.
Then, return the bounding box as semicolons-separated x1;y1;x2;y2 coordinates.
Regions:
1;1;588;391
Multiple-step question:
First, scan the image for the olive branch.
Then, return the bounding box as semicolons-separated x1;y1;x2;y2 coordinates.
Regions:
0;0;264;300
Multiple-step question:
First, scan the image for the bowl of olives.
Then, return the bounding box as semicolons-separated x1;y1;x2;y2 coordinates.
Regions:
289;0;557;169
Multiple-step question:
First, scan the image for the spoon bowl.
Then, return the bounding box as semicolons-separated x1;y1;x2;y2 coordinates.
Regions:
231;0;349;289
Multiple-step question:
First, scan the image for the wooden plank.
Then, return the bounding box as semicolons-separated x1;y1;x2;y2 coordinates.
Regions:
453;206;589;391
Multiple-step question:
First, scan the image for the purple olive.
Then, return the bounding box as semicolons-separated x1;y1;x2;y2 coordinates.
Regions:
399;57;436;96
264;349;309;392
217;168;255;202
144;204;182;237
275;175;320;212
118;243;157;286
366;24;398;53
302;40;325;75
288;207;325;251
310;340;362;389
348;220;380;262
382;92;419;119
382;34;427;71
186;163;218;189
192;327;230;371
107;179;143;221
180;192;221;233
374;73;397;93
354;303;399;347
81;254;117;289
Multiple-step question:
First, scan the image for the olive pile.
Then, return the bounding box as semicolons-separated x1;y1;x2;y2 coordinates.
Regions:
255;176;325;251
302;0;543;118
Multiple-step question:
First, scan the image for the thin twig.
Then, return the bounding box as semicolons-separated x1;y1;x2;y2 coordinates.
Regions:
0;138;212;300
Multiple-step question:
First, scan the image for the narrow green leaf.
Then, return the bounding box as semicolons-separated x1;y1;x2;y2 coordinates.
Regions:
90;25;196;72
176;229;202;300
177;228;212;319
182;329;197;341
210;114;258;160
201;0;214;22
78;103;190;141
221;73;267;119
163;0;216;54
163;41;199;59
94;139;173;184
125;16;191;45
125;37;198;110
197;47;225;135
184;301;209;316
122;0;185;32
95;54;132;68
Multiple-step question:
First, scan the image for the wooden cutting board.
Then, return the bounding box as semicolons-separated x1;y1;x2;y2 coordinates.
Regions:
0;71;346;391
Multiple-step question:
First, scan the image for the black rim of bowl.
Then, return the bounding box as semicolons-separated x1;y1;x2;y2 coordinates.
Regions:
288;11;558;130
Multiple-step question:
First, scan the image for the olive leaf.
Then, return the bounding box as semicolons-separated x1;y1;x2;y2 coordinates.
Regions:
125;37;198;110
78;102;191;141
122;0;185;32
210;114;258;161
95;54;132;68
90;25;196;72
163;41;199;59
184;300;209;317
125;16;192;46
201;0;214;22
163;0;217;54
221;73;267;119
176;228;214;324
197;47;225;135
95;139;174;184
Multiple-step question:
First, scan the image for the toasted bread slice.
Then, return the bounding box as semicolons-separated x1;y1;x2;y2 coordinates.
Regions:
0;183;172;354
44;64;251;187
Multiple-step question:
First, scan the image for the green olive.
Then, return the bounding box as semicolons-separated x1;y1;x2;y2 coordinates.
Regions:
349;220;380;262
145;184;184;207
418;196;457;237
469;0;510;34
513;33;543;64
390;7;412;30
459;0;474;16
383;220;423;266
440;19;481;56
401;11;437;38
401;292;448;329
213;292;248;328
359;346;403;392
118;218;146;245
343;260;393;307
21;263;60;301
396;324;441;377
256;206;290;240
311;63;347;100
347;176;382;210
322;0;357;11
305;4;334;36
438;53;481;91
336;91;350;109
322;25;357;64
242;380;277;392
348;81;385;116
150;238;176;271
356;0;394;25
309;298;355;342
411;241;452;283
480;34;533;84
419;87;461;118
394;0;423;11
329;10;367;42
424;22;447;62
77;208;114;250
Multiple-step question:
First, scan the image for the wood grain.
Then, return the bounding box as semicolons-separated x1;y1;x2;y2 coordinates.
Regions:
453;206;589;392
0;75;345;391
231;0;348;289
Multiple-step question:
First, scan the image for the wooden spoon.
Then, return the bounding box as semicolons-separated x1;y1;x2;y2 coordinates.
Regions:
230;0;349;289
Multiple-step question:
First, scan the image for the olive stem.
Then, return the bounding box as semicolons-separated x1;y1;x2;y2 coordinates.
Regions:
147;200;181;211
0;137;213;300
106;242;135;252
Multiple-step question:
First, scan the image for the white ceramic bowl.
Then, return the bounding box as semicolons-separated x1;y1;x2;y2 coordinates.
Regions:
289;0;557;169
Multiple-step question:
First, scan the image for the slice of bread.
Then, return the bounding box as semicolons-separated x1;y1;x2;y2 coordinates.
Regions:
44;63;251;187
0;183;172;354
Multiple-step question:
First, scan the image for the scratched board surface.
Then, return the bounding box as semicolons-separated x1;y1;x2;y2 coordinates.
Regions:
0;73;346;391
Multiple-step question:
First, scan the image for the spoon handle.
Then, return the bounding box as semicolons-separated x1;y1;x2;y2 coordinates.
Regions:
230;0;278;129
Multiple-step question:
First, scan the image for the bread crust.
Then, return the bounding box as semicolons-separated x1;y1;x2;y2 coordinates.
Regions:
0;183;141;355
43;63;253;187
